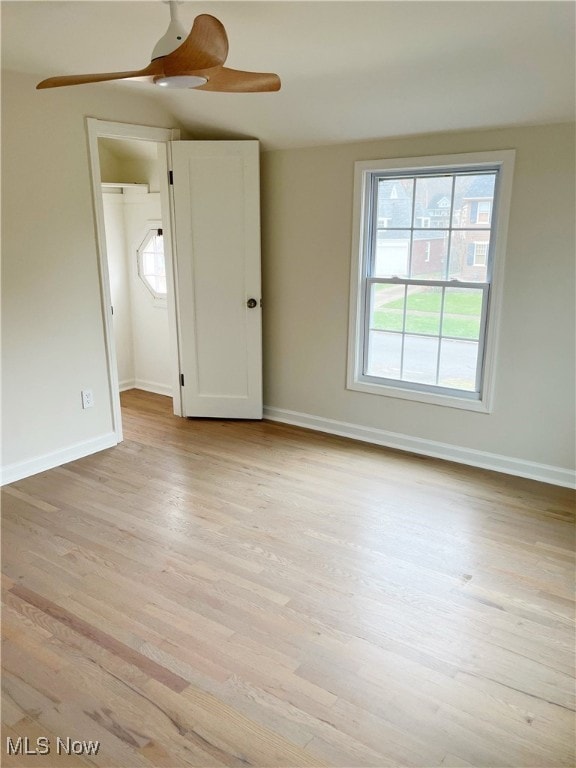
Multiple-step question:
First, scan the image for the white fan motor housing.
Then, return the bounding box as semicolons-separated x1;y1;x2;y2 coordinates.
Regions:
152;2;188;59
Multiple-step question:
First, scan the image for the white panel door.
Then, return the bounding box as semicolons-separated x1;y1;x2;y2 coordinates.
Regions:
170;141;262;418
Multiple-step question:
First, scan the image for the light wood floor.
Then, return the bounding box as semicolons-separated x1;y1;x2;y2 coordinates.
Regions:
2;389;574;768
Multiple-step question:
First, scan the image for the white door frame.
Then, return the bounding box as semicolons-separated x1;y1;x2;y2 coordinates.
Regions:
85;118;182;442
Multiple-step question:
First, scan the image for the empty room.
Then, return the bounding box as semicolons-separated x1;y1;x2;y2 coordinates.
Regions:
1;2;574;767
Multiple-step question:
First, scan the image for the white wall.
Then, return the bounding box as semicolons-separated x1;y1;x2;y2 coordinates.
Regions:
124;191;172;395
99;144;161;192
102;191;135;387
1;69;180;482
97;140;122;184
117;157;160;193
260;123;576;486
102;189;171;396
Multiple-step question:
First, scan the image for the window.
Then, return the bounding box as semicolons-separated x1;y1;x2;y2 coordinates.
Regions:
475;201;492;224
347;151;515;411
137;228;167;299
473;242;488;266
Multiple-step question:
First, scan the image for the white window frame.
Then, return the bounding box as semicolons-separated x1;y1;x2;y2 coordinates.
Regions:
137;225;167;302
347;150;515;413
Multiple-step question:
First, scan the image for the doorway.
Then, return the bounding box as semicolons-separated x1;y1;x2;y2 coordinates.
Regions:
86;119;182;443
99;138;174;404
87;119;264;439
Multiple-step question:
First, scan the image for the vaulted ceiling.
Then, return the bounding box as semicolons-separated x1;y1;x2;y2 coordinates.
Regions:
2;1;575;150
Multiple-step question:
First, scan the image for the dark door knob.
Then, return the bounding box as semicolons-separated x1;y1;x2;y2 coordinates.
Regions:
246;298;258;309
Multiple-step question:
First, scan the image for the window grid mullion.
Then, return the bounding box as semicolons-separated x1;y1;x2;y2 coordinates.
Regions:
407;179;417;278
444;176;456;280
367;328;481;343
399;284;407;379
366;277;488;290
368;175;378;277
362;279;372;376
474;286;490;392
374;226;491;233
435;287;446;385
361;174;377;377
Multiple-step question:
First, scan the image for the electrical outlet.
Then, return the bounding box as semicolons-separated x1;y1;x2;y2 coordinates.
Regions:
81;389;94;409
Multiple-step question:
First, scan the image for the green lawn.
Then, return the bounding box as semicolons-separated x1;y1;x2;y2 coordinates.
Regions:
372;289;482;339
384;290;482;315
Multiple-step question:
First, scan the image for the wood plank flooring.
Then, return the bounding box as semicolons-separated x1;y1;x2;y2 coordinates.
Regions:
2;388;575;767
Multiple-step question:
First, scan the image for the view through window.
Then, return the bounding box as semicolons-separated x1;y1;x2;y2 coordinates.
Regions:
366;171;495;394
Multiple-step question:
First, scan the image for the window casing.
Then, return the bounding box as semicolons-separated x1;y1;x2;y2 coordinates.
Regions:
347;151;515;412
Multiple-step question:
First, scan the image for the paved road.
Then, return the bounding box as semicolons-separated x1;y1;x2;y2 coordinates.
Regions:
367;331;478;390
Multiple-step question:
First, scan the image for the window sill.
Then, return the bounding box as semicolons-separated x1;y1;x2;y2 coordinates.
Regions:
346;377;492;413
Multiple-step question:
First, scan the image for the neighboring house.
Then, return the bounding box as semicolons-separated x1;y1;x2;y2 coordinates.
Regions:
375;176;495;282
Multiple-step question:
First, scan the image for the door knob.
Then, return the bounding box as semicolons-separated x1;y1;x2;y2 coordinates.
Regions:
246;298;258;309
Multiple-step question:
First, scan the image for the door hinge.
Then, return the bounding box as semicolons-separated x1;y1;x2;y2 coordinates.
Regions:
180;373;185;386
169;170;174;185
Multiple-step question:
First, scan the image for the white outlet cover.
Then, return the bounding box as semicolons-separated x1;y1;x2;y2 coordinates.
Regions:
81;390;94;409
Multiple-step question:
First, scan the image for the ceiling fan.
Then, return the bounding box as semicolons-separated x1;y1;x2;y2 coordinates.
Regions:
36;1;281;92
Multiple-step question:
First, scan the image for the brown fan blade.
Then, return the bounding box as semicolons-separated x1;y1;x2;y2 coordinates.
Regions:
37;61;163;89
197;67;281;93
36;14;279;94
162;14;229;73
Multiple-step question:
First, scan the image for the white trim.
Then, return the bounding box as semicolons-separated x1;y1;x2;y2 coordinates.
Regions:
157;140;183;417
263;406;575;489
101;182;149;193
135;380;172;397
347;150;515;413
87;119;179;143
1;433;118;486
119;379;172;397
346;378;490;412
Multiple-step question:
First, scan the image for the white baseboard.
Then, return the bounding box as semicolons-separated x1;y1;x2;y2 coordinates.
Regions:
1;432;118;486
263;406;576;489
4;408;572;489
119;379;172;397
